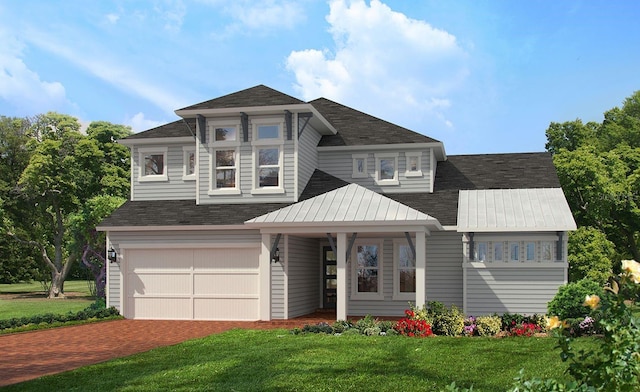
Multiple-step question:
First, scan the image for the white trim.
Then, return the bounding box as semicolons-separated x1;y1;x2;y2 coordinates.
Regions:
283;234;289;319
182;146;196;181
404;151;423;177
351;153;368;179
293;112;299;202
252;144;284;193
118;242;260;250
374;153;399;186
429;148;436;193
260;233;271;321
252;223;436;233
351;239;384;301
337;233;348;320
318;142;447;161
207;120;241;147
463;261;569;269
138;147;168;182
129;146;134;201
96;224;249;232
119;136;194;146
392;238;416;301
209;147;239;193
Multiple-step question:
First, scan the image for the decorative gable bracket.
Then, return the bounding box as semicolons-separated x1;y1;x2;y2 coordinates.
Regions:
285;110;292;140
197;115;206;144
241;112;249;142
326;233;358;263
298;112;313;138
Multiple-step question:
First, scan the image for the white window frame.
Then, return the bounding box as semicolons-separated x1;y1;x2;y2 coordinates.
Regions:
138;147;168;182
541;241;554;262
352;153;368;179
509;242;520;262
493;242;504;262
525;242;536;262
374;153;399;186
182;146;196;181
251;118;284;194
405;152;423;177
208;121;240;147
475;242;488;262
351;239;384;300
393;239;416;300
208;148;240;195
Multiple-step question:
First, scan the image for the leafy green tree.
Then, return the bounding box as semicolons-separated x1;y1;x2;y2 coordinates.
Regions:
86;121;132;198
567;227;616;284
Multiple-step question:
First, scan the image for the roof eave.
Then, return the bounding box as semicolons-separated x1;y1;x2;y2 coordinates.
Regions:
119;136;195;146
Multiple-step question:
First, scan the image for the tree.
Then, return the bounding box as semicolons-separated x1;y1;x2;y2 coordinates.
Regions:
547;90;640;263
9;113;104;297
567;227;616;284
86;121;132;198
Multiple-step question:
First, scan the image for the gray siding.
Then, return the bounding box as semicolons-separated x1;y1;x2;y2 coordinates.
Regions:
107;261;120;309
426;231;464;308
297;123;321;198
287;236;320;318
198;117;297;204
271;262;285;319
318;148;432;194
132;144;197;201
465;266;565;315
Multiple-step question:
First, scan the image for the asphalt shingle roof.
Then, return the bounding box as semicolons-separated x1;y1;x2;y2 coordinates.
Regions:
100;152;561;228
179;85;305;111
123;119;196;140
310;97;440;146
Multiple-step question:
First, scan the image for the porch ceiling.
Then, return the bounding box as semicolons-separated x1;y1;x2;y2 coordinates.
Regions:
245;183;443;232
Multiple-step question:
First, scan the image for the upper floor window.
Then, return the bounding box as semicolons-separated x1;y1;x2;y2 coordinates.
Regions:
352;154;368;179
182;147;196;181
541;241;554;262
525;242;536;262
475;242;488;262
352;241;383;300
509;242;520;262
405;152;423;177
208;148;240;195
138;147;168;182
208;121;240;147
374;153;399;186
214;126;237;142
493;242;504;262
252;119;284;194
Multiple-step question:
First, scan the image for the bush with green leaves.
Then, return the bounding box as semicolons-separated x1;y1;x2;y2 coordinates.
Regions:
293;315;398;336
475;316;502;336
0;300;120;331
547;279;604;320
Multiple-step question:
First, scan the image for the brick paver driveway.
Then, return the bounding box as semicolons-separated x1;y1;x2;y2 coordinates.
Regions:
0;316;331;387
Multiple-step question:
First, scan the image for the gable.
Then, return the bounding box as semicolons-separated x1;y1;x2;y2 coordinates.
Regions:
178;85;305;111
123;119;195;140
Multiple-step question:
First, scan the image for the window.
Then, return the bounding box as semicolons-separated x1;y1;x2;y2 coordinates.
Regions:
352;154;368;178
252;119;284;194
214;126;237;142
405;152;423;177
541;241;554;262
475;242;488;262
494;242;504;262
374;153;399;185
138;147;167;182
352;241;383;299
525;242;536;262
394;240;416;299
209;149;239;194
182;147;195;181
509;242;520;262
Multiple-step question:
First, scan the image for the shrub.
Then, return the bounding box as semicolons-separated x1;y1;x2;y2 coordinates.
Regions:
0;305;121;331
475;315;502;336
433;304;464;336
547;279;604;319
331;320;352;333
394;314;433;337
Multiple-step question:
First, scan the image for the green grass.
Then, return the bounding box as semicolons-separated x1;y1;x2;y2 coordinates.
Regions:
3;329;597;392
0;280;94;320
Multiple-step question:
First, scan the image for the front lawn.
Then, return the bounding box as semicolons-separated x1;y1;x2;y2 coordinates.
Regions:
4;329;595;392
0;280;94;320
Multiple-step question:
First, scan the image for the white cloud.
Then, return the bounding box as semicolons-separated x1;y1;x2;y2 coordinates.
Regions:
105;13;120;24
200;0;304;34
154;0;186;33
126;112;165;133
286;0;469;132
0;28;69;115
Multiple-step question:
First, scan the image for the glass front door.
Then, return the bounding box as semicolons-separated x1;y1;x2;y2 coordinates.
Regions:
323;246;337;309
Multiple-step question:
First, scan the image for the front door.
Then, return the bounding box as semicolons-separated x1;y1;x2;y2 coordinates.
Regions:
323;246;337;309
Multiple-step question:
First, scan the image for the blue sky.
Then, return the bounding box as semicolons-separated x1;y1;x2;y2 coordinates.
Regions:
0;0;639;155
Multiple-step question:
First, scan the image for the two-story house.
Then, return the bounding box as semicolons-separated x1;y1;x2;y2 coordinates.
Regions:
98;85;576;321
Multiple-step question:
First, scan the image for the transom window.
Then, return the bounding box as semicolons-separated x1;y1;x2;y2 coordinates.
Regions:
138;147;167;182
215;126;237;142
352;241;383;299
257;124;279;140
374;153;399;185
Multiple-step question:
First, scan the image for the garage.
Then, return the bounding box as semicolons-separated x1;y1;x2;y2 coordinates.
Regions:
124;247;260;320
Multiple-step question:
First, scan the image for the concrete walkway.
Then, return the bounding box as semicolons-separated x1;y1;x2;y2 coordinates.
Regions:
0;315;334;387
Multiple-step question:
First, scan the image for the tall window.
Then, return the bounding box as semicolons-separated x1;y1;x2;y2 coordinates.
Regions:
353;241;383;299
509;242;520;262
207;122;240;195
494;242;504;262
541;241;554;262
394;240;415;299
252;119;284;194
182;147;195;180
138;147;167;182
525;242;536;262
475;242;488;262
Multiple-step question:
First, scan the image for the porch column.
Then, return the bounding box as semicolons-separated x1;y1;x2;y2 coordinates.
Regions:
260;233;271;321
336;232;348;320
415;230;426;309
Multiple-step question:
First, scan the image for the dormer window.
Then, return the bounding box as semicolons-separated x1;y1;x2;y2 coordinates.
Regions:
352;154;368;178
405;152;423;177
138;147;168;182
374;153;399;186
208;121;240;195
215;126;237;142
182;147;196;181
257;124;280;140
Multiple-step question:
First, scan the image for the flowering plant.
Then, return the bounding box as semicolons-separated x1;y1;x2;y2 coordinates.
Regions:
395;309;433;337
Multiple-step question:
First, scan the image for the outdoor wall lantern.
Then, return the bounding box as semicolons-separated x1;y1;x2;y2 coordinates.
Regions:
107;247;118;263
271;247;280;263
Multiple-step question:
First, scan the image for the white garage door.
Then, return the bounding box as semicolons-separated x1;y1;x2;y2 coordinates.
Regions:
125;247;260;320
